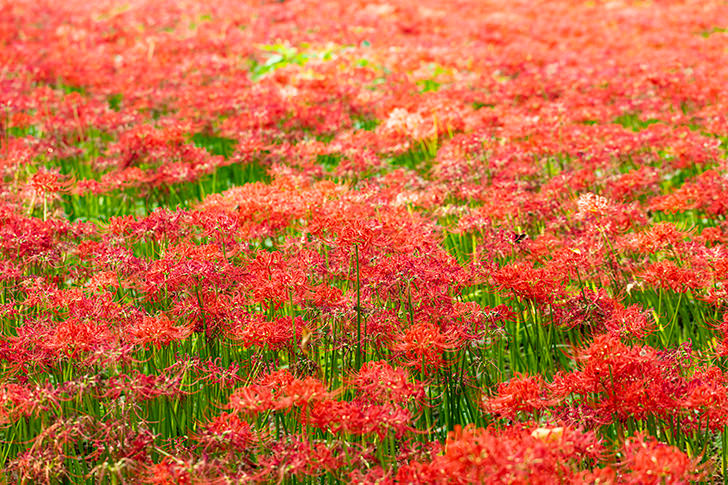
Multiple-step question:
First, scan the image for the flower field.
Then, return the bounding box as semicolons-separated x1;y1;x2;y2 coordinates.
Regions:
3;0;728;482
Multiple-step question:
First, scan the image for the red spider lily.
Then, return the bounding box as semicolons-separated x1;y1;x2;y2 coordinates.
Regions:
493;261;568;305
350;360;425;405
650;170;728;216
548;335;686;422
235;315;311;352
713;313;728;357
550;289;622;331
348;466;394;485
5;416;95;483
392;321;458;374
101;368;191;402
395;423;605;485
606;166;659;202
619;432;706;484
106;208;195;244
27;167;73;196
681;366;728;432
416;300;509;344
127;314;193;349
300;283;350;312
193;358;245;389
0;206;93;263
603;303;655;340
618;221;691;255
0;260;22;283
696;226;728;246
358;309;400;348
141;246;243;302
41;317;117;360
171;289;244;339
4;0;728;479
86;417;156;464
395;439;443;466
306;399;413;439
637;260;706;294
227;369;293;415
227;369;332;416
550;289;655;339
194;412;258;454
0;382;60;425
195;178;312;239
252;435;345;483
142;459;195;485
7;446;68;484
482;373;552;420
273;376;334;410
75;240;144;276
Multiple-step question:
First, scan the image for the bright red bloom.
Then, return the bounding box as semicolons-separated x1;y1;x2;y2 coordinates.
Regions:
351;360;425;405
493;261;567;305
637;260;705;294
307;399;413;439
395;424;605;484
620;433;705;484
194;412;257;454
127;314;193;349
548;335;699;426
236;315;311;351
253;435;344;482
482;373;551;420
142;459;193;485
227;369;332;415
392;321;458;374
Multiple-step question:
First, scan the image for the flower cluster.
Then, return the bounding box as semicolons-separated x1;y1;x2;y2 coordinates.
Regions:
2;0;727;482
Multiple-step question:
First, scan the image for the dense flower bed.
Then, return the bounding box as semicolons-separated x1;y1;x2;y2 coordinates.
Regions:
2;0;728;482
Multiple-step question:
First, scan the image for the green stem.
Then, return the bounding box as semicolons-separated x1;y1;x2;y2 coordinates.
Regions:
355;245;362;369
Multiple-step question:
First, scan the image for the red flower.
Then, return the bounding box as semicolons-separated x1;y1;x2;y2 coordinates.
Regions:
228;369;332;415
620;433;705;484
395;424;605;484
351;360;425;405
307;399;413;439
194;412;257;453
493;262;567;305
28;167;72;195
127;314;192;349
392;321;457;374
637;260;706;294
482;373;551;420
